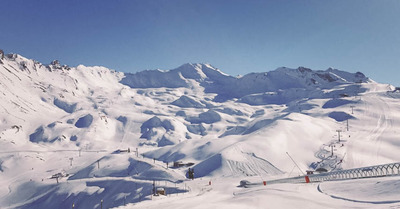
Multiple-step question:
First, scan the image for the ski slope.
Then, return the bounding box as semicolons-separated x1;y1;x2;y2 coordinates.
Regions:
0;53;400;208
116;176;400;209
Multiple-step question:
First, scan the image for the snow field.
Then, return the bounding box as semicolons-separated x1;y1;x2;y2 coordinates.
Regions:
1;53;400;208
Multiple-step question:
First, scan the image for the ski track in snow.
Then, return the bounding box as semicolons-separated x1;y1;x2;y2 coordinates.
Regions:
346;91;395;167
317;183;400;205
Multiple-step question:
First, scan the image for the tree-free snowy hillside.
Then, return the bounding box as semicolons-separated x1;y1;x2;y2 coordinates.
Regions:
0;52;399;209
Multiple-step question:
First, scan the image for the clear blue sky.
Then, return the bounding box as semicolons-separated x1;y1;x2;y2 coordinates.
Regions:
1;0;399;86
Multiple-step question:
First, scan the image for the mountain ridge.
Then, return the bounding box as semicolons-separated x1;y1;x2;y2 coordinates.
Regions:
0;52;377;145
1;51;400;209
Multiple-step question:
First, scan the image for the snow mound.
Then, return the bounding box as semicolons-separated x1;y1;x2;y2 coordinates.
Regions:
322;99;356;109
214;107;245;116
219;113;289;137
70;135;78;141
171;95;205;108
140;116;186;147
157;135;176;147
69;154;184;182
192;146;283;178
328;111;355;122
190;154;223;178
186;124;207;136
140;116;174;138
116;116;128;126
75;114;94;128
251;109;265;118
219;126;247;138
245;114;290;134
47;122;58;128
53;98;77;113
29;126;48;143
186;110;221;124
175;111;187;117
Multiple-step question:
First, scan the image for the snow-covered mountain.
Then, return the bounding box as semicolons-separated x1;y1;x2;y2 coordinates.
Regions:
1;52;399;209
121;64;369;102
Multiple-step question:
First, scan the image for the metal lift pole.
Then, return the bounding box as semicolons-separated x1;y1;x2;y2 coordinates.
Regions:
286;152;305;175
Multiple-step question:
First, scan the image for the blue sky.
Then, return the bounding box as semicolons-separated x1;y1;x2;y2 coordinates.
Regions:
1;0;399;86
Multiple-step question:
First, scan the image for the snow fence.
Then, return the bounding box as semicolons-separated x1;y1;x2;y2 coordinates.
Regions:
241;162;400;187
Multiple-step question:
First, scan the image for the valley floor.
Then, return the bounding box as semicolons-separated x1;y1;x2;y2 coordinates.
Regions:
117;176;400;209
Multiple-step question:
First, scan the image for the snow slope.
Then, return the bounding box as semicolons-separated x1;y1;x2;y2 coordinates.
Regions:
116;176;400;209
0;52;399;208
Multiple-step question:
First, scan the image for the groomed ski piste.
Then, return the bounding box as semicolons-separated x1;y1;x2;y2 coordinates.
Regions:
0;52;400;208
